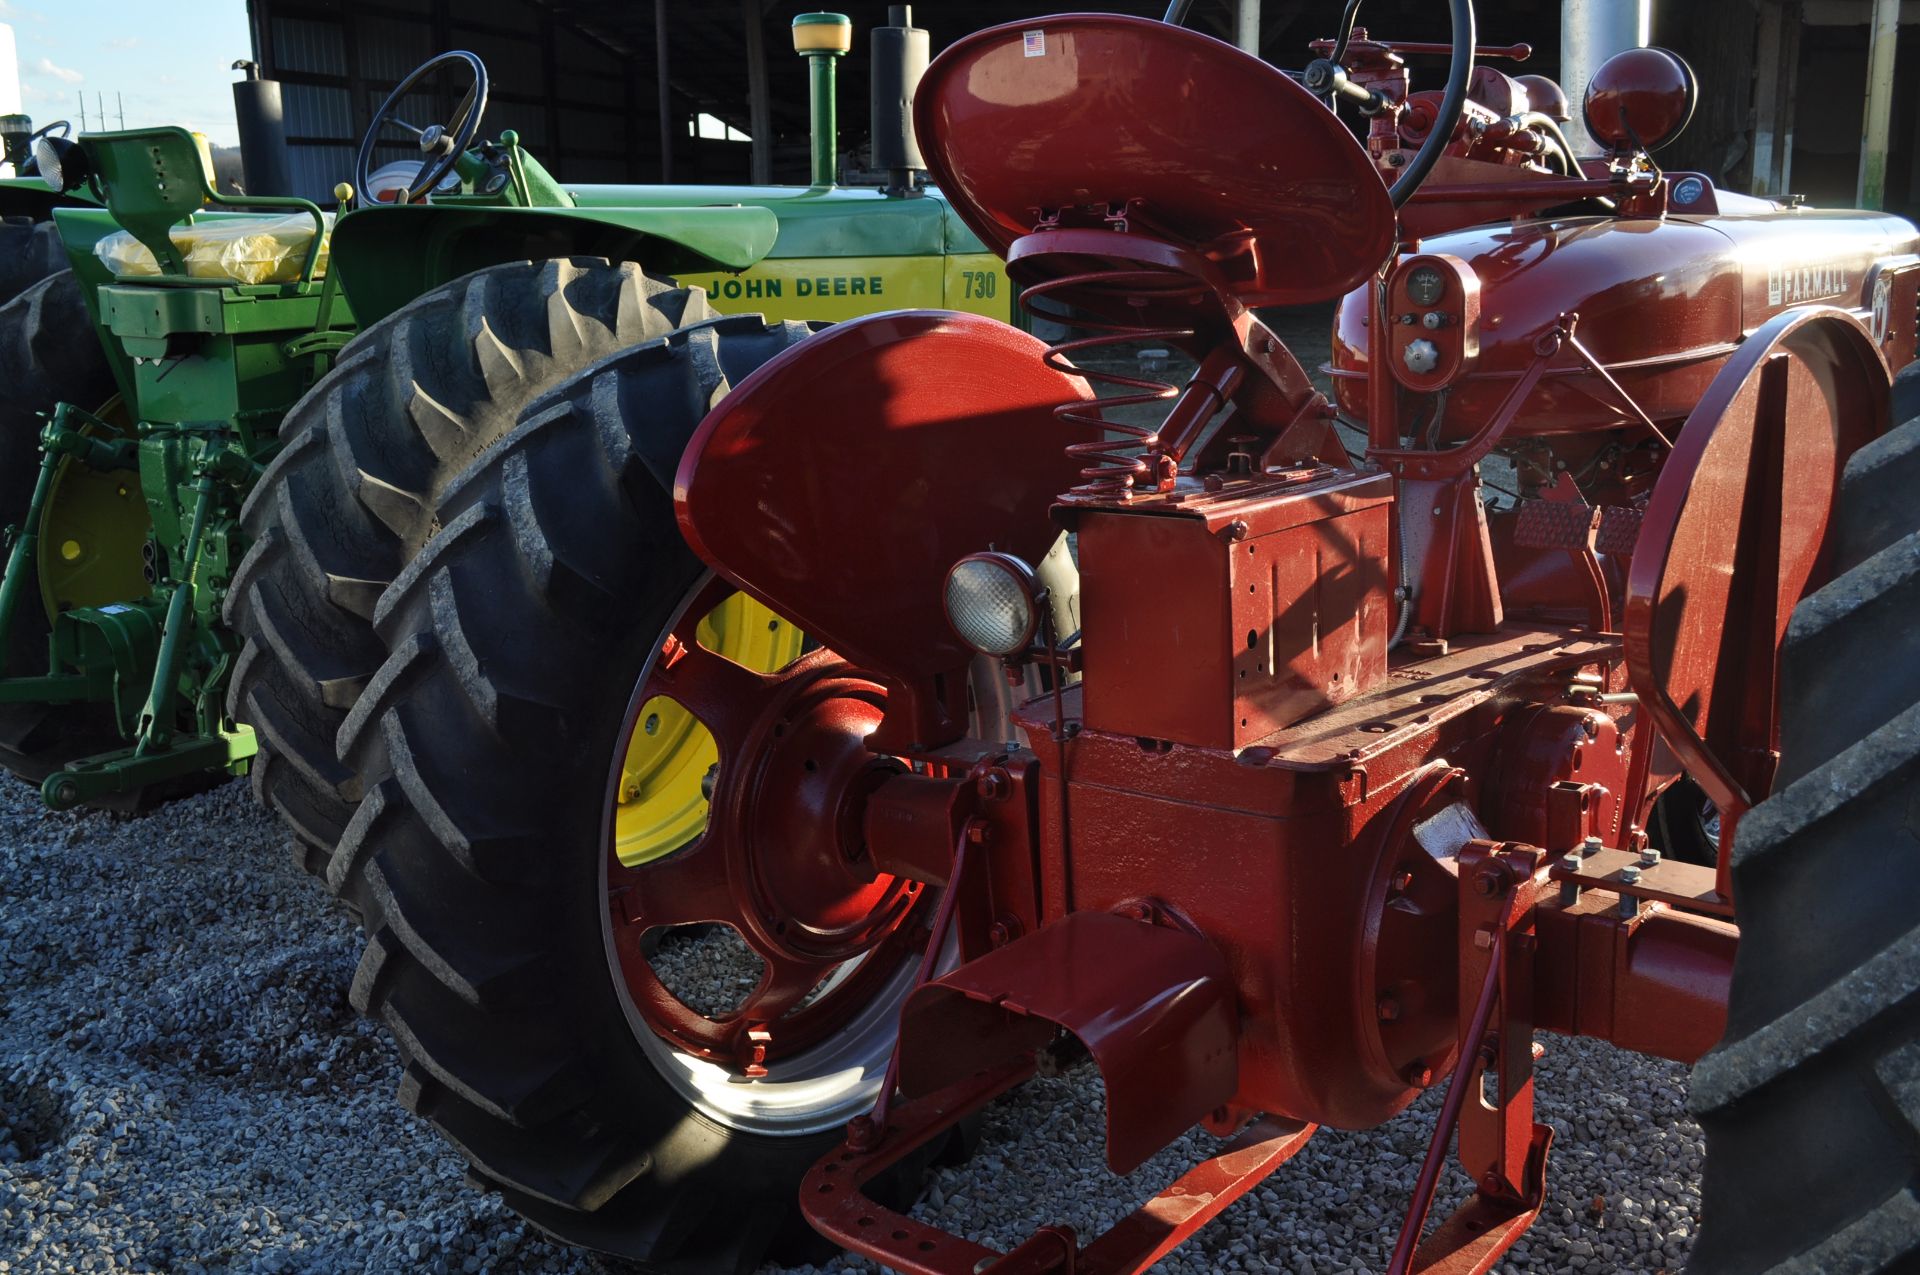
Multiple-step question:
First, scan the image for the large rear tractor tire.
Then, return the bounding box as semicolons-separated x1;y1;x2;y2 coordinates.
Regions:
0;270;121;783
1690;411;1920;1271
0;221;72;309
330;317;959;1266
225;258;712;888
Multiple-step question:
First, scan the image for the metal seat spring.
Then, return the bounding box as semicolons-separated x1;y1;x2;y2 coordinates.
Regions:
1020;268;1207;498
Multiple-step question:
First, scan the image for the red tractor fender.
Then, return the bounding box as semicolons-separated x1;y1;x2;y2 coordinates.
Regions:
1624;304;1890;885
673;310;1089;749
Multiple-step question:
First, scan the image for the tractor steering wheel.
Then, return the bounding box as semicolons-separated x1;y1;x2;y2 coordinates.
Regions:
1163;0;1475;209
1386;0;1476;206
353;51;489;206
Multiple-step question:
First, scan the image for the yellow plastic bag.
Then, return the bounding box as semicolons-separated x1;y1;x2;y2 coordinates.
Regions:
93;212;332;284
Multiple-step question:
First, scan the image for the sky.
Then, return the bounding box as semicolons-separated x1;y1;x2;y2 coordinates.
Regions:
4;0;252;146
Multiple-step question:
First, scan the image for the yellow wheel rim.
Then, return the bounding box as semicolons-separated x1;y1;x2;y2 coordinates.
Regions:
612;590;806;868
37;396;151;619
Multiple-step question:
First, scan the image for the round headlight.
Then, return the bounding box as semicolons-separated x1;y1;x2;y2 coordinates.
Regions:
32;135;83;192
944;552;1040;658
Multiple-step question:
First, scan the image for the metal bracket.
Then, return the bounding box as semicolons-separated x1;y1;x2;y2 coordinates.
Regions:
1389;841;1553;1275
805;1054;1315;1275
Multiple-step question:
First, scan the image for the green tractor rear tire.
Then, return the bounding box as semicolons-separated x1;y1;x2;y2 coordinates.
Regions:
1690;411;1920;1271
324;317;962;1267
226;257;712;887
0;221;73;309
0;270;122;784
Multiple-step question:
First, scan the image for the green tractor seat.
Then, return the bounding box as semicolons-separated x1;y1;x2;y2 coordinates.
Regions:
82;126;329;285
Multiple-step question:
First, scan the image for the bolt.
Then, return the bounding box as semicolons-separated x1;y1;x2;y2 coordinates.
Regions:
1618;865;1642;918
1377;994;1403;1023
1639;846;1662;868
845;1115;876;1152
976;770;1011;801
1405;1063;1434;1089
1227;519;1250;541
1473;927;1496;951
1391;868;1416;893
1560;852;1583;872
1473;867;1506;897
1580;834;1604;856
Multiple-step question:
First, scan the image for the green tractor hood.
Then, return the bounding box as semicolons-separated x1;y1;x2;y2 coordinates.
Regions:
330;201;779;325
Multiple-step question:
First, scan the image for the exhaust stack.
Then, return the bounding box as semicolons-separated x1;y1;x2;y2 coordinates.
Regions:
231;60;294;197
870;5;928;196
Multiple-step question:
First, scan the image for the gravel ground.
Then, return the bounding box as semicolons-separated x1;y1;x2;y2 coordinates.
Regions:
0;772;1705;1274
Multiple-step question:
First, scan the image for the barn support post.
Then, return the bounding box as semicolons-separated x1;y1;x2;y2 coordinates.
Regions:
1749;1;1804;197
1236;0;1263;54
1752;3;1785;194
743;0;772;184
1858;0;1901;207
1563;0;1651;151
656;0;674;182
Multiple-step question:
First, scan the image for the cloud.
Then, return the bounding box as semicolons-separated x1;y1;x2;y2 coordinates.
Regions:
35;56;81;85
105;36;139;50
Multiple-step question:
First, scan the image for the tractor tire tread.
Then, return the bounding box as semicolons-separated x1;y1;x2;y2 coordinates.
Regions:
0;221;72;309
0;269;120;782
1689;413;1920;1273
225;258;710;894
330;316;914;1266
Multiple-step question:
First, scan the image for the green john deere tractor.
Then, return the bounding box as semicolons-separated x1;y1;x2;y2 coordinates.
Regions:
0;9;1010;846
0;125;354;808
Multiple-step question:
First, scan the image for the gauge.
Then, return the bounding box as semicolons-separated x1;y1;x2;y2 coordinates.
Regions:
1406;265;1447;307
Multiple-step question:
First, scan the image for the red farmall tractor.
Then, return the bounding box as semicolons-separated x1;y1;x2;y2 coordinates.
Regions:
320;4;1920;1271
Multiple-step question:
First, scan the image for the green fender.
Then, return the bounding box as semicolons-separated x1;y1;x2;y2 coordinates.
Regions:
330;203;780;326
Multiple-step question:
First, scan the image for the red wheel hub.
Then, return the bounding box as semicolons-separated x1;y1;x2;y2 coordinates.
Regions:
605;581;925;1074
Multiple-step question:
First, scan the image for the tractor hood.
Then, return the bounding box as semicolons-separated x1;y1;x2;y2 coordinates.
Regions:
329;203;779;327
329;185;991;327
